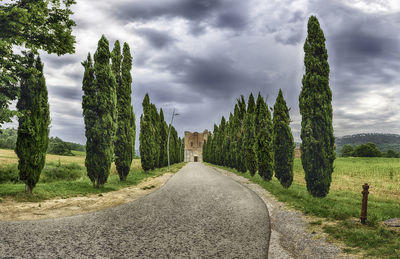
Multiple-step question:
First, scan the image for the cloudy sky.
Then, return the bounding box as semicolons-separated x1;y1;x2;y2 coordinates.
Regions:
10;0;400;145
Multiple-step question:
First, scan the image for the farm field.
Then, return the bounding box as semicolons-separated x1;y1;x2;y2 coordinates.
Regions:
0;148;184;202
209;157;400;258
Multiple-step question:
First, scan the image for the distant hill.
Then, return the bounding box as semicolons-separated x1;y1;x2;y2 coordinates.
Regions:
336;133;400;154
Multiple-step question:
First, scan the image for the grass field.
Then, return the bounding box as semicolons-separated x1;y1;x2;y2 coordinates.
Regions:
209;157;400;258
0;148;185;202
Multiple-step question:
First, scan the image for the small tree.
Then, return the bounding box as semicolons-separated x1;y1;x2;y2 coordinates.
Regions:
82;35;117;188
15;53;50;194
256;93;273;181
244;93;257;176
341;144;354;157
273;90;294;188
299;16;335;197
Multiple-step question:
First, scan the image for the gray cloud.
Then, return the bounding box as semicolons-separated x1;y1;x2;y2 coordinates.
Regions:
110;0;250;33
136;28;177;49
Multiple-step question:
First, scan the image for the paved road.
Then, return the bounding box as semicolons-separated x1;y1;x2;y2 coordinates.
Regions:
0;163;270;258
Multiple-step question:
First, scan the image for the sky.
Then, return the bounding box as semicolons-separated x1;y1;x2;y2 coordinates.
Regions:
7;0;400;145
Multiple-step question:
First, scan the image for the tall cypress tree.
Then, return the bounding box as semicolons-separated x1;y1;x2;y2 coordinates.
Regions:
236;96;247;173
82;35;117;188
244;93;257;176
139;94;156;171
113;41;134;181
130;105;136;158
256;93;273;181
299;16;335;197
159;108;168;167
150;104;161;168
273;90;294;188
15;53;50;194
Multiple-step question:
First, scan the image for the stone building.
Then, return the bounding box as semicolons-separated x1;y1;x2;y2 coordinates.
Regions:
184;130;210;162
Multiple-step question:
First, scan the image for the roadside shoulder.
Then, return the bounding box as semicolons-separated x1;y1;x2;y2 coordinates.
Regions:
208;165;355;259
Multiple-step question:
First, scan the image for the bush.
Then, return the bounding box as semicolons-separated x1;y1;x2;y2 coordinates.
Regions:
341;144;354;157
0;164;21;183
354;143;382;157
383;150;399;158
41;162;84;182
47;137;74;156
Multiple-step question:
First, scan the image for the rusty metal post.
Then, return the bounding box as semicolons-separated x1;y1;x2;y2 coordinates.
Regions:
360;183;369;224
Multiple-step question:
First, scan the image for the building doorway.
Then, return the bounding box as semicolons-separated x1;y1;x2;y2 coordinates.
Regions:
194;156;198;162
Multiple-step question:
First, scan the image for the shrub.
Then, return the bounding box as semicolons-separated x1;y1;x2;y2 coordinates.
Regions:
48;137;74;156
354;143;381;157
341;144;354;157
0;164;21;183
41;162;84;183
384;150;399;158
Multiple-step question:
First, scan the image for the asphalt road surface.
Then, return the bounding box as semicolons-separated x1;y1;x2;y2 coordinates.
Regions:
0;162;270;258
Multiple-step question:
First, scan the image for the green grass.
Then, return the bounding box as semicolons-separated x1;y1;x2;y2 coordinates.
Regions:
0;162;186;202
207;157;400;258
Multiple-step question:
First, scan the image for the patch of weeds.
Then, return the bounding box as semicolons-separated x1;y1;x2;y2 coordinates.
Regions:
310;220;323;225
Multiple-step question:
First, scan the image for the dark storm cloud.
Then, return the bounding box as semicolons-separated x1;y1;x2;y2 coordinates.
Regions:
136;28;176;49
152;50;275;100
110;0;249;33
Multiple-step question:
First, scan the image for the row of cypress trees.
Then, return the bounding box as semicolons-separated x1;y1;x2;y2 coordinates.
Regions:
205;16;335;198
203;91;295;188
139;94;184;171
82;35;136;188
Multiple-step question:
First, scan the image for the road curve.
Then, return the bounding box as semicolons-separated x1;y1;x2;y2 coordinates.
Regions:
0;162;270;258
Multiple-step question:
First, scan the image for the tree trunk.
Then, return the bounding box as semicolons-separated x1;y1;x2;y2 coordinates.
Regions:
25;184;33;195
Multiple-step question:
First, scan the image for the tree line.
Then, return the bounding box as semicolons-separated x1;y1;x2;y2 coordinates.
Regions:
205;16;335;198
203;90;295;188
341;143;399;158
140;94;184;171
0;129;85;155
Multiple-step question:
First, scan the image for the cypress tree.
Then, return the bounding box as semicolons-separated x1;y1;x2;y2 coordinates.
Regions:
273;90;294;188
15;53;50;194
256;93;273;181
139;94;156;171
82;35;117;188
113;41;134;181
299;16;335;197
203;139;208;162
236;96;247;173
232;104;240;170
244;93;257;176
151;104;161;168
217;117;226;165
130;105;136;158
159;108;168;167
